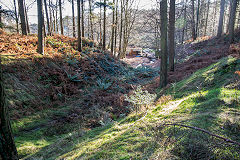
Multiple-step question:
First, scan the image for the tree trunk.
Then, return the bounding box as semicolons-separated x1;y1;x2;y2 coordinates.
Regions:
195;0;200;37
37;0;44;54
18;0;27;35
118;0;123;58
217;0;225;38
229;0;237;43
55;0;58;33
72;0;76;37
81;0;85;37
24;0;30;34
122;0;128;58
169;0;175;72
111;0;116;55
114;0;118;56
204;0;210;36
89;0;94;40
182;1;186;44
103;0;106;50
13;0;19;33
99;0;102;44
59;0;63;35
48;0;53;34
0;40;19;160
191;0;196;40
77;0;82;51
44;0;51;35
160;0;168;88
53;6;56;33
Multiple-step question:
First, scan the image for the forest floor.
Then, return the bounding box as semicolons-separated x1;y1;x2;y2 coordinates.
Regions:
1;29;240;159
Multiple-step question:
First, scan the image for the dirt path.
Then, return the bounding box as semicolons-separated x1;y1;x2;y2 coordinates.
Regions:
122;56;160;68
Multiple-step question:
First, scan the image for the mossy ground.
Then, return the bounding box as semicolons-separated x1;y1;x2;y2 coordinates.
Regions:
12;56;239;160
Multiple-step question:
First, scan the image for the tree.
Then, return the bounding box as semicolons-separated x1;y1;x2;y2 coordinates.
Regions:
44;0;51;35
13;0;19;33
37;0;44;54
81;0;85;37
77;0;82;51
229;0;237;43
114;0;118;56
24;0;30;34
191;0;196;40
18;0;27;35
169;0;175;72
182;1;186;43
111;0;116;55
103;0;106;50
159;0;168;88
204;0;210;36
118;0;123;57
72;0;76;37
59;0;63;34
195;0;200;37
217;0;225;38
0;59;19;160
89;0;93;40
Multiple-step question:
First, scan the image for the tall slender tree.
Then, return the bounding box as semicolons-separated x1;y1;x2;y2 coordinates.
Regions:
160;0;168;88
81;0;85;37
44;0;51;35
111;0;116;55
229;0;237;43
118;0;123;57
217;0;225;38
13;0;19;33
191;0;196;40
89;0;93;40
37;0;44;54
59;0;63;34
114;0;118;55
169;0;175;72
72;0;76;37
24;0;30;34
18;0;27;35
77;0;82;51
204;0;210;36
195;0;200;37
103;0;106;50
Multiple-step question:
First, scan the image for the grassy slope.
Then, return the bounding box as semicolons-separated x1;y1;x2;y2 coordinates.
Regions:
24;56;240;160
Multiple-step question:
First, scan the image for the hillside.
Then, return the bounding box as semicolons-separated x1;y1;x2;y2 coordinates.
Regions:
23;56;240;160
0;32;159;158
1;31;240;159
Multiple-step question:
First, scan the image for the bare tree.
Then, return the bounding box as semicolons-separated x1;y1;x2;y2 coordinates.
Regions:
18;0;27;35
37;0;44;54
111;0;116;54
81;0;85;37
217;0;225;38
169;0;175;72
77;0;82;51
44;0;51;35
191;0;196;40
89;0;93;39
160;0;168;88
228;0;237;42
59;0;63;34
13;0;19;33
103;0;106;50
72;0;76;37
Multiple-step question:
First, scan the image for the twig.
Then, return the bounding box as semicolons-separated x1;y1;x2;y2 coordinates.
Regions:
159;123;240;146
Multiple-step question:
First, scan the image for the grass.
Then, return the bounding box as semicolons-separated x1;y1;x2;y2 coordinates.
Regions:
13;56;239;160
